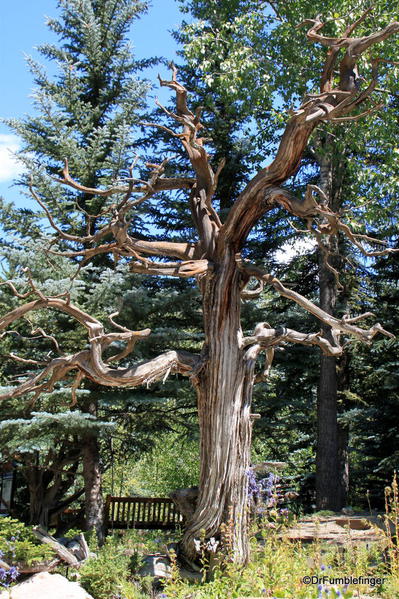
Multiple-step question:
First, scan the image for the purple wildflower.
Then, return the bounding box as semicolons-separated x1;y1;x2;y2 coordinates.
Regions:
247;468;261;501
8;567;19;581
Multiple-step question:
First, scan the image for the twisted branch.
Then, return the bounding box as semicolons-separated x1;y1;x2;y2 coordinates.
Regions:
154;64;222;256
236;256;393;353
221;14;399;247
0;286;199;402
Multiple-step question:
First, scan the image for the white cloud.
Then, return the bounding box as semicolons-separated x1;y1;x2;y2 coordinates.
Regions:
0;134;22;182
275;236;316;264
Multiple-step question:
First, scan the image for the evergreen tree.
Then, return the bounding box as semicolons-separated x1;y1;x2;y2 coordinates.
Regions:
0;407;113;528
344;239;399;507
0;0;152;539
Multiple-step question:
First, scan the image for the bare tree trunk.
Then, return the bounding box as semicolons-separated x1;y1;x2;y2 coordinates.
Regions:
316;335;340;510
182;250;254;563
337;422;349;505
315;146;352;511
316;151;342;511
82;436;104;543
82;399;104;544
337;351;350;506
316;251;341;510
25;453;82;529
26;467;49;527
26;467;58;528
317;333;349;510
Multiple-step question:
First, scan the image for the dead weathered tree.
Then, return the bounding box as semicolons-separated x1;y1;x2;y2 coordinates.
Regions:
1;14;398;563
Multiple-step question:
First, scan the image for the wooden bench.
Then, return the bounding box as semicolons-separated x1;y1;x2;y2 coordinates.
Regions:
104;495;184;533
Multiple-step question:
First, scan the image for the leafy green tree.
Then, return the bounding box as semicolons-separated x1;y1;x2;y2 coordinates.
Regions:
119;430;200;496
266;0;399;511
0;408;113;527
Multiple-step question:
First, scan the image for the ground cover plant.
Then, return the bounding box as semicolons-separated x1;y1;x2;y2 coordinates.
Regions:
2;468;399;598
69;498;399;599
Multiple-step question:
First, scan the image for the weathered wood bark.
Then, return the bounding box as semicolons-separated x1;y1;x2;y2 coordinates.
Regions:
32;526;79;566
82;437;103;541
24;452;81;528
26;466;51;527
170;486;198;521
182;249;256;562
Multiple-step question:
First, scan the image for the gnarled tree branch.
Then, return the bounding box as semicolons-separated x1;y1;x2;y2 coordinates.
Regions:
0;289;199;402
221;14;399;248
57;157;195;198
243;322;343;359
31;181;201;263
156;64;222;257
236;256;394;351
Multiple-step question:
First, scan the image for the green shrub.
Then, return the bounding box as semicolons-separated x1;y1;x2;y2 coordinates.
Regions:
0;517;54;565
78;534;147;599
163;517;389;599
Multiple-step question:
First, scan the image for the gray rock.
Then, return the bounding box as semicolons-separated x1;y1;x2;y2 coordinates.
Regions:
138;553;202;582
0;572;94;599
138;554;172;579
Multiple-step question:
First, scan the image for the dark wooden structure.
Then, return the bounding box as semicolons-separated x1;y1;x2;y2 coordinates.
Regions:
104;496;184;533
0;465;16;515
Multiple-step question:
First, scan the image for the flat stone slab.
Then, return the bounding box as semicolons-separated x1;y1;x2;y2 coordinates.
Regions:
0;572;94;599
283;515;385;545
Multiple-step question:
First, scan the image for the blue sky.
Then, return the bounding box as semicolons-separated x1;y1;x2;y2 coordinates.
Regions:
0;0;183;205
